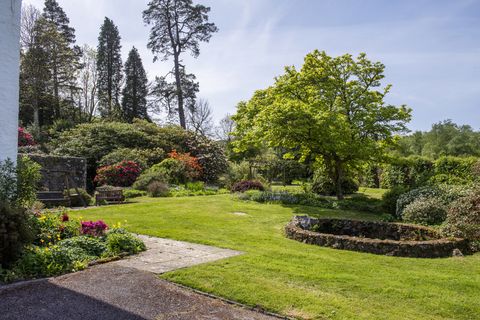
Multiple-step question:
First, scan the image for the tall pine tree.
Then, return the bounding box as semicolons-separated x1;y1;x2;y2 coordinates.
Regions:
121;47;149;122
43;0;76;45
97;17;123;119
41;0;80;120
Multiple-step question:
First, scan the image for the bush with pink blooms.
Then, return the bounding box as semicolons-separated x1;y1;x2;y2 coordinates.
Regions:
18;127;36;147
94;160;141;187
80;220;108;237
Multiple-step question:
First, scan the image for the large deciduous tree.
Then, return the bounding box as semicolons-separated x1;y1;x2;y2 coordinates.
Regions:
97;17;123;120
143;0;218;128
121;47;149;123
233;50;412;199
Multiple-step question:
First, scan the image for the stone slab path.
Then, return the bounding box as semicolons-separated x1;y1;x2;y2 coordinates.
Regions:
113;235;243;274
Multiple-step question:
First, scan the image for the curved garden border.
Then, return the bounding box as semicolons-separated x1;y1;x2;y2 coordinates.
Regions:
285;216;469;258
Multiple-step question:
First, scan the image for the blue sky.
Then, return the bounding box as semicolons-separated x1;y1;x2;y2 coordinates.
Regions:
24;0;480;131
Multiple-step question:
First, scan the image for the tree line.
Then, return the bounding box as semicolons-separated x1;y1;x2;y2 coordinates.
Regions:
19;0;222;137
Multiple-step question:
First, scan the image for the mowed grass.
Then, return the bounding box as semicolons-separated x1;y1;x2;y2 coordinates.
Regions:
70;195;480;320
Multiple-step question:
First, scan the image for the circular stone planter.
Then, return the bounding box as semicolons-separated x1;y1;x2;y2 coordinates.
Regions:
285;216;469;258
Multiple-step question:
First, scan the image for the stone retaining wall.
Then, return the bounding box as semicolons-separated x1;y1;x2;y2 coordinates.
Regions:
285;216;469;258
23;154;87;191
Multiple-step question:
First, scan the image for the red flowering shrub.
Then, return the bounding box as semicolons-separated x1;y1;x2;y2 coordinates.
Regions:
231;180;265;193
81;220;108;237
18;127;36;146
94;160;141;187
147;150;202;184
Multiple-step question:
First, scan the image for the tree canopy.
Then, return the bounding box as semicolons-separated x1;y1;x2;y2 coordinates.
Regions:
233;50;411;198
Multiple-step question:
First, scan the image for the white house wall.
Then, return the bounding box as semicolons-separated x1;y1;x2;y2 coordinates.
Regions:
0;0;22;163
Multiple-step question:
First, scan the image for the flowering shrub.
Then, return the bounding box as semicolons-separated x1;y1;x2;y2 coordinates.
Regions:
231;180;265;193
167;150;202;182
443;189;480;251
80;220;108;237
402;197;447;225
94;160;141;187
33;208;81;246
18;127;36;147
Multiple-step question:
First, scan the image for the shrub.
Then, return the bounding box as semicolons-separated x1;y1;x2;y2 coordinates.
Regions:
11;245;87;278
396;186;442;219
133;170;168;191
18;145;45;155
105;230;146;255
311;170;358;196
18;127;36;146
185;134;228;182
396;185;472;219
231;180;265;193
147;181;170;197
66;188;92;207
443;189;480;250
402;197;447;225
32;209;81;246
158;150;202;184
185;181;205;192
58;236;107;257
382;186;409;215
16;156;42;208
80;220;108;237
94;160;141;187
0;159;17;203
123;189;146;199
98;147;166;170
0;203;34;267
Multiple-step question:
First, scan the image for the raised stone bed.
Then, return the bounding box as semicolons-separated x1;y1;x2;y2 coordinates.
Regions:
285;216;469;258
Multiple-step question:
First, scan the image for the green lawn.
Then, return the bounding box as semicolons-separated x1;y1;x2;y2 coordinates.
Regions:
70;195;480;320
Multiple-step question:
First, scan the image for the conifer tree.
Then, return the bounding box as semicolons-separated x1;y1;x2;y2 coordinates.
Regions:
121;47;149;123
97;17;123;119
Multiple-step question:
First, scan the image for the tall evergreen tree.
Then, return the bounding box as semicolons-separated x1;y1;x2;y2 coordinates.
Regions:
97;17;123;119
143;0;218;128
41;0;80;120
42;0;76;45
121;47;149;123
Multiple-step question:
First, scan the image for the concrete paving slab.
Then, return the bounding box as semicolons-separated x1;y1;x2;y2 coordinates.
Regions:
112;235;243;274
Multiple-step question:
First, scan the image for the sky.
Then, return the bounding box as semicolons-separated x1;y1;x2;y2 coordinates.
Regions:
23;0;480;131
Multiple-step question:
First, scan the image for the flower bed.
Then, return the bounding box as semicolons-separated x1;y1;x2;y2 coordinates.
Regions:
285;216;469;258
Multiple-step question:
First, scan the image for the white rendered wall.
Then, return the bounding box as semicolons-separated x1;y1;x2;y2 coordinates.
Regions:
0;0;22;164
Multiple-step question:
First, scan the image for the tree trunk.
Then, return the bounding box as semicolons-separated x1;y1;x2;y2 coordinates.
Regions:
334;159;344;200
173;53;186;129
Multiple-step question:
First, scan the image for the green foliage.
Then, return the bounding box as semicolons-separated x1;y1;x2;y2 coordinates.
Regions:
395;120;480;158
233;50;411;199
402;197;447;225
185;181;205;192
396;186;442;219
395;185;472;219
185;134;228;182
123;189;146;199
58;236;107;257
32;209;81;246
16;156;42;208
147;181;170;197
0;203;34;267
381;186;409;215
0;159;17;203
311;169;359;196
241;191;383;214
11;245;87;278
121;47;149;122
97;17;123;119
133;170;168;191
105;230;146;255
99;147;165;169
443;189;480;250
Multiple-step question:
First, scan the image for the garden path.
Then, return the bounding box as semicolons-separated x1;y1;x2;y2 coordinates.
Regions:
0;236;281;320
112;234;243;273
